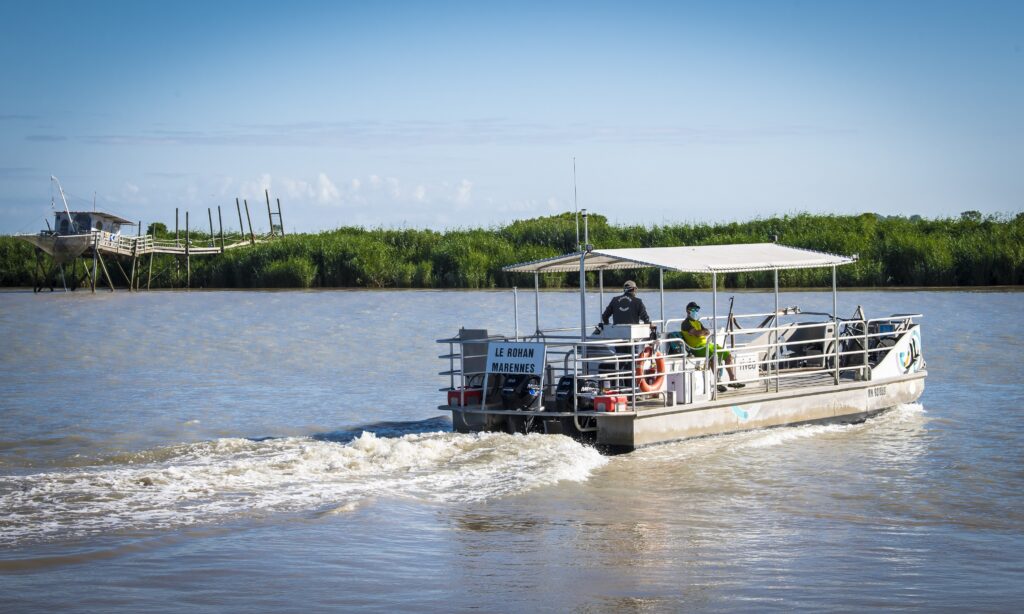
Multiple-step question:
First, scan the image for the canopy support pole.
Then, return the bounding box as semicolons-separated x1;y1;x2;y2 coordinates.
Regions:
774;268;780;393
513;286;519;341
579;252;587;342
833;265;839;385
534;273;540;333
659;268;665;331
711;271;718;400
598;269;604;323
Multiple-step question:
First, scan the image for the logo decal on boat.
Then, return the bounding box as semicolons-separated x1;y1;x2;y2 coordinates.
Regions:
899;329;922;373
732;405;760;421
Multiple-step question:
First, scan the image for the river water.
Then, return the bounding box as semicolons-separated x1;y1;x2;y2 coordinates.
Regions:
1;289;1022;612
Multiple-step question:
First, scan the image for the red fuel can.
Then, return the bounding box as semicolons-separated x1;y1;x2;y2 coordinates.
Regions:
594;395;628;412
448;387;483;406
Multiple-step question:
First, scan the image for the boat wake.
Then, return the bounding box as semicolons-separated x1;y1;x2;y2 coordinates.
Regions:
0;423;606;546
733;402;927;450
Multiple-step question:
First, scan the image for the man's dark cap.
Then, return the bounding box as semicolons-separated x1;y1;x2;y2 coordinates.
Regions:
686;301;701;310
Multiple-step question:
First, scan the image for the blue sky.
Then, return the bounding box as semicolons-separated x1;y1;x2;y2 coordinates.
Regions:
1;0;1021;235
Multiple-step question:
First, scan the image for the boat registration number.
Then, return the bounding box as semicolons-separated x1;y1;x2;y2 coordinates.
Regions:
867;385;887;398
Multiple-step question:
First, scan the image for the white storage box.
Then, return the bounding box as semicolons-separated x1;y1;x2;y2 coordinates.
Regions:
667;370;710;404
597;324;654;340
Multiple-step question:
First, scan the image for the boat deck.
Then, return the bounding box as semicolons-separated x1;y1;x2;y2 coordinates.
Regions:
619;368;861;412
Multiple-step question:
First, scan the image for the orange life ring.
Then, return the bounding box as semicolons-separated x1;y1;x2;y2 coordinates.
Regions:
636;346;666;392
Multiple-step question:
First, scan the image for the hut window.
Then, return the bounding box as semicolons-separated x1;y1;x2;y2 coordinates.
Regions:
60;219;69;233
95;221;104;231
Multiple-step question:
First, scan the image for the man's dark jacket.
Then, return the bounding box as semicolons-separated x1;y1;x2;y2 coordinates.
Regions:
601;293;651;325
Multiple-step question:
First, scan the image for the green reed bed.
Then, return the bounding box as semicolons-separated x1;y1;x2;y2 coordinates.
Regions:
2;211;1021;289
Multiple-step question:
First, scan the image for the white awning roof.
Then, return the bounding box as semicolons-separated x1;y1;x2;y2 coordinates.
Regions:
503;243;856;274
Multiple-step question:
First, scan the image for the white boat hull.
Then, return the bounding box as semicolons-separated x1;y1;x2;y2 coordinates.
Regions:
447;371;925;451
594;371;925;449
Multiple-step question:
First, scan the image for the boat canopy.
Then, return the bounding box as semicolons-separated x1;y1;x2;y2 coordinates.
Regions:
502;243;856;275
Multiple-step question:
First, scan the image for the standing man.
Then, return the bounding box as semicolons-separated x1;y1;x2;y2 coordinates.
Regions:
681;301;745;392
601;280;652;326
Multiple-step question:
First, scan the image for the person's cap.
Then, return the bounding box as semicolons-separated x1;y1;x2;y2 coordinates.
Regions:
623;280;637;291
686;301;701;310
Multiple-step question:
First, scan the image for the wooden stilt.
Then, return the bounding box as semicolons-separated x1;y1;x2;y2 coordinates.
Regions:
32;249;44;293
174;208;180;286
45;259;58;292
96;249;115;292
244;200;255;244
185;211;191;290
265;189;274;236
218;206;225;253
147;250;154;290
80;254;94;289
236;198;244;242
39;257;57;292
91;234;99;293
114;257;131;288
208;208;214;248
129;227;139;292
276;198;284;236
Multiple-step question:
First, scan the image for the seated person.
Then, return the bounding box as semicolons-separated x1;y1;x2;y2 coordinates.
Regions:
681;301;744;392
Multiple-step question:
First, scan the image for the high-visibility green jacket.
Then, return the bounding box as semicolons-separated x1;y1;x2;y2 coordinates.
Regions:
681;317;707;349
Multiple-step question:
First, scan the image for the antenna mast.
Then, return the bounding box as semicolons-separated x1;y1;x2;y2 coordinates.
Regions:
573;157;580;251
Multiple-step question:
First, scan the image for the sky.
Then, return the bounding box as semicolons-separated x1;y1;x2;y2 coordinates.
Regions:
0;0;1021;235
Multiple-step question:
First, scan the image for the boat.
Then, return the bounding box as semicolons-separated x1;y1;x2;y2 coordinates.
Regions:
437;240;926;452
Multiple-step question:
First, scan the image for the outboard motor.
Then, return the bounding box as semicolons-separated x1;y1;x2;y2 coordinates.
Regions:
554;374;599;411
501;375;542;411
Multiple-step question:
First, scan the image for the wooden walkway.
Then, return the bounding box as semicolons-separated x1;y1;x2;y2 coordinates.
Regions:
91;232;265;257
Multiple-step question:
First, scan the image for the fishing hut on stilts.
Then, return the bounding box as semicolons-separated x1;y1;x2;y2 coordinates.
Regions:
19;177;285;293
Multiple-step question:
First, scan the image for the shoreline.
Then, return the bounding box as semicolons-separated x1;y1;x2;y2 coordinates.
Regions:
3;285;1022;294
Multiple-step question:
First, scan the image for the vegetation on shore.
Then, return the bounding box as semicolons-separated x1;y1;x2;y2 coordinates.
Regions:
2;211;1022;289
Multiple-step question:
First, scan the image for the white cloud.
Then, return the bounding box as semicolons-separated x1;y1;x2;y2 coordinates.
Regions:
413;185;427;202
217;175;234;196
121;182;140;198
317;173;340;203
456;179;472;205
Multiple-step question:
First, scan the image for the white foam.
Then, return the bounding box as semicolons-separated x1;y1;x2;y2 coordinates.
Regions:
734;423;848;449
0;431;606;546
633;402;930;461
735;403;927;449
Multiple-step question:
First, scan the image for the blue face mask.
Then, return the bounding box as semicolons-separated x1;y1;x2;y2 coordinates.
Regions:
688;310;699;319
